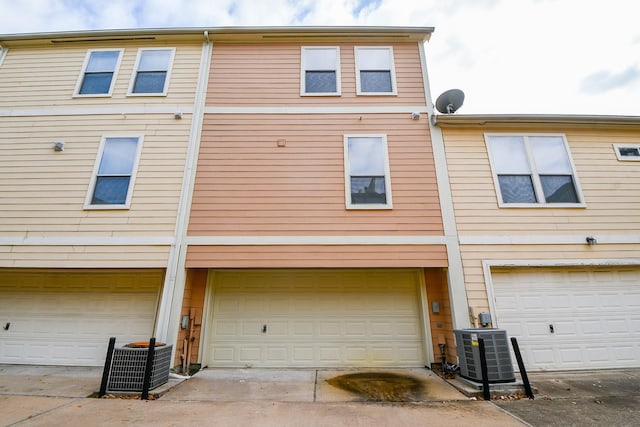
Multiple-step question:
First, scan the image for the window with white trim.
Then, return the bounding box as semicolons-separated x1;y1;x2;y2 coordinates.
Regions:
74;49;123;96
355;47;397;95
614;144;640;161
0;46;8;67
128;48;175;95
344;135;393;209
301;47;340;96
486;134;583;206
85;136;142;209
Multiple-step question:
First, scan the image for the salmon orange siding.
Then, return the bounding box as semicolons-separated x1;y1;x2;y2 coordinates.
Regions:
189;113;442;236
186;245;448;268
207;43;426;107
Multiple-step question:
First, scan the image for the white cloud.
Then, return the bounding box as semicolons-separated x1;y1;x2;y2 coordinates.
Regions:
1;0;639;115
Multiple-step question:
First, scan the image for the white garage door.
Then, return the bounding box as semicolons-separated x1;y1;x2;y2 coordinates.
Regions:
0;269;162;366
205;269;426;368
492;267;640;370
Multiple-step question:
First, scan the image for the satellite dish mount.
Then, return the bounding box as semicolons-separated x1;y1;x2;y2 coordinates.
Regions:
435;89;465;114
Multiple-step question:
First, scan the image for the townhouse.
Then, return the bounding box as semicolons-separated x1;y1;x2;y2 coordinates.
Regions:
173;27;468;369
435;114;640;370
0;29;209;365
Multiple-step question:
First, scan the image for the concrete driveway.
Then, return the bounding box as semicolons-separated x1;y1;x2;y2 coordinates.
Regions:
494;369;640;427
0;365;524;426
3;365;638;426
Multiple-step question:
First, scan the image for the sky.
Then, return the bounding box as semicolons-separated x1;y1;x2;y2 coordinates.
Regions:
1;0;638;116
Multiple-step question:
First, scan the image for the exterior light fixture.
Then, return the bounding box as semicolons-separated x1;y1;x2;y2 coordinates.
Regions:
586;236;597;245
53;141;65;151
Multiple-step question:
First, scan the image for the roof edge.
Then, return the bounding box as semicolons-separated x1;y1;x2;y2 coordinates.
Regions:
434;114;640;127
0;26;434;43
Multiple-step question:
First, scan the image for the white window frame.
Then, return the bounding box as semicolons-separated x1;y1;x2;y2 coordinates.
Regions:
73;49;123;97
300;46;341;96
127;48;176;96
0;46;8;67
343;134;393;210
354;46;397;96
613;144;640;161
84;135;144;210
485;133;585;208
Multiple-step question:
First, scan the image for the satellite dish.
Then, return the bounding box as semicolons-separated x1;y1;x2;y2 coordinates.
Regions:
435;89;465;114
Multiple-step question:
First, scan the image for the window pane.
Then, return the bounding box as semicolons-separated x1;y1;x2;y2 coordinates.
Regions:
305;71;336;93
133;71;167;93
348;137;385;175
541;175;579;203
138;50;171;71
91;176;130;205
531;136;572;174
350;176;387;204
98;138;138;174
488;136;530;174
358;49;391;69
79;73;113;94
360;71;392;92
304;48;337;69
86;51;119;72
619;147;640;157
498;175;537;203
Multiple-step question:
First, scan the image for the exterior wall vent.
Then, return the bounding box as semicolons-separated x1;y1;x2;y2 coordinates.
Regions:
454;328;515;383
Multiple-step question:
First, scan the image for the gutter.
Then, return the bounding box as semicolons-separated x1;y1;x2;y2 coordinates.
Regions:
433;113;640;127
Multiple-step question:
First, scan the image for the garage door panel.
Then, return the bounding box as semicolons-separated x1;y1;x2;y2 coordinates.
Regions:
493;267;640;370
206;269;425;367
0;270;161;366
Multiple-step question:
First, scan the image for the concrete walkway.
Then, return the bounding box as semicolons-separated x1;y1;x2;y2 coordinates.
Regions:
0;365;525;426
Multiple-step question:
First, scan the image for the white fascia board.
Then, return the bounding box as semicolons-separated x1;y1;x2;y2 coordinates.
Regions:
0;106;194;117
186;235;447;245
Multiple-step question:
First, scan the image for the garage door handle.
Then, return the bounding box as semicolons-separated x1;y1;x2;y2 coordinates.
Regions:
549;324;554;334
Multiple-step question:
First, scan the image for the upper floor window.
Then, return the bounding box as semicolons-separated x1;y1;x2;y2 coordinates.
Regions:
355;47;397;95
74;49;123;96
0;47;8;67
344;134;393;209
486;134;583;207
128;48;175;96
85;136;143;209
614;144;640;161
301;47;341;96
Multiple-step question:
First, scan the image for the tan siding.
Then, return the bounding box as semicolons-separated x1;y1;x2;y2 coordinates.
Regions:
185;245;447;268
443;126;640;235
207;43;426;106
460;243;640;319
0;42;201;110
189;113;443;236
0;114;189;239
0;245;170;268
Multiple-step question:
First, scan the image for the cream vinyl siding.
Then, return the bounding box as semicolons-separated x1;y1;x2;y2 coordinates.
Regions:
190;113;442;236
460;244;640;315
0;115;190;266
0;268;162;366
204;269;426;368
0;115;189;234
0;42;201;110
443;127;640;234
207;43;426;106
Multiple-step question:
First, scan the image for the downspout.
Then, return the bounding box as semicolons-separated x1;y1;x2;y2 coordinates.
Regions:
418;41;471;330
155;31;212;347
